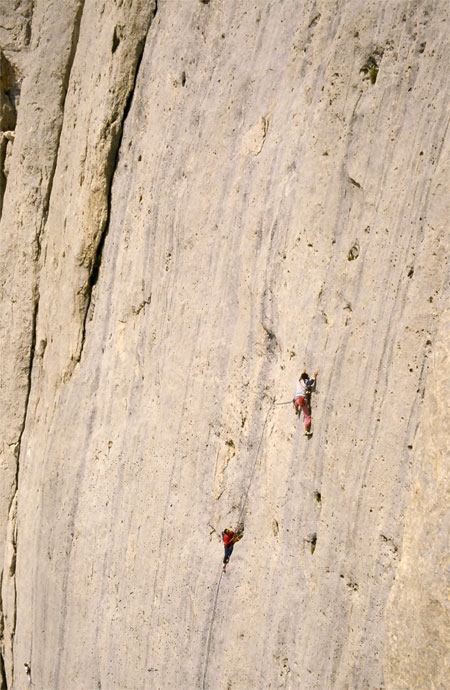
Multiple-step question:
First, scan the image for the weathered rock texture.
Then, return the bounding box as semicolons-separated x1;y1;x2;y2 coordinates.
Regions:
0;1;449;688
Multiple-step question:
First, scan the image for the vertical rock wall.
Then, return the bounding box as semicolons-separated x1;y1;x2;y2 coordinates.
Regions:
384;306;450;689
0;1;448;688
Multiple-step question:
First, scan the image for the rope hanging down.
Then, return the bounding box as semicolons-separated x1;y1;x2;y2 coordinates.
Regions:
236;400;274;527
201;569;224;690
202;399;278;689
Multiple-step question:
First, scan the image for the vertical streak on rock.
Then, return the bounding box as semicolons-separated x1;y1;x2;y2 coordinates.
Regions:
0;1;86;685
27;1;159;388
0;297;37;688
40;0;85;231
1;496;17;690
384;304;450;689
78;1;158;363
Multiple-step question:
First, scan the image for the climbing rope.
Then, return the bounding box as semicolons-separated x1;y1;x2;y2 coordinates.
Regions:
236;400;275;527
202;399;280;689
201;570;224;690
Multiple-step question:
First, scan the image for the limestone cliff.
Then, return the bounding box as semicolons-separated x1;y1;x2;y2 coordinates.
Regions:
0;1;448;689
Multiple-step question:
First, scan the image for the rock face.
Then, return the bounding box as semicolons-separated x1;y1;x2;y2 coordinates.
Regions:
0;1;448;689
384;307;450;690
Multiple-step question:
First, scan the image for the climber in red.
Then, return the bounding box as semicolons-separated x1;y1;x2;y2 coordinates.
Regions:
222;528;241;572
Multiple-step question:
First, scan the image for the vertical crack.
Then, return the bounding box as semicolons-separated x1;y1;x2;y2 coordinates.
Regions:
0;652;6;690
0;0;85;663
40;0;85;236
0;295;38;688
0;568;6;690
77;2;158;361
1;2;158;683
1;0;84;636
0;2;98;685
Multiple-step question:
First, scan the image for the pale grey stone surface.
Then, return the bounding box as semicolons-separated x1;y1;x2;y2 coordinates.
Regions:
385;306;450;690
0;1;449;688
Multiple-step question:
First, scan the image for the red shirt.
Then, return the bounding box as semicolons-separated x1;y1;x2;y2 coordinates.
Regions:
223;531;235;545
